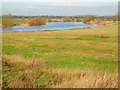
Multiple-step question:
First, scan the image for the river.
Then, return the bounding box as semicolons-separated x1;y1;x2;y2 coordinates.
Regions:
1;22;99;32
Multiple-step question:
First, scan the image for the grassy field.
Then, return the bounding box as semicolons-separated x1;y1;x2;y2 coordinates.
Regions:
2;24;118;88
13;20;28;23
0;20;28;24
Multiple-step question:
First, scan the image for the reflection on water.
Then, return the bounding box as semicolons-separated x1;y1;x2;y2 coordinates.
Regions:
0;22;99;32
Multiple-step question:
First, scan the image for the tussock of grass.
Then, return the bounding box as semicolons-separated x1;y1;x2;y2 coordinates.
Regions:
3;54;47;68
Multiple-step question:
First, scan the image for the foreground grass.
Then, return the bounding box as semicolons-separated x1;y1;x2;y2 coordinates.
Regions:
2;24;118;88
2;55;118;88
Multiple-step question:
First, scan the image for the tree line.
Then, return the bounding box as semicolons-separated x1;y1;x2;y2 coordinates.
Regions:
2;14;118;28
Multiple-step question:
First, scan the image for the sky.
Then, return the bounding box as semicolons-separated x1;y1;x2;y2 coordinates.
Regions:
1;0;119;16
2;0;120;2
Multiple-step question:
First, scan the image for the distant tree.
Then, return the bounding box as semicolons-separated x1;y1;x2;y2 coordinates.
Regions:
76;18;81;22
97;16;101;22
112;15;118;22
101;17;106;21
83;15;95;23
71;18;75;22
63;16;72;22
28;16;46;26
22;16;25;20
106;17;112;21
28;16;32;20
47;18;52;22
2;13;14;28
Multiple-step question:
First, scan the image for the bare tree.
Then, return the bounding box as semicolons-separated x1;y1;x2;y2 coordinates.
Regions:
2;14;14;28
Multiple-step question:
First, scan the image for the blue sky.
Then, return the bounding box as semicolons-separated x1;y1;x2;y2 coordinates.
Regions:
1;0;119;16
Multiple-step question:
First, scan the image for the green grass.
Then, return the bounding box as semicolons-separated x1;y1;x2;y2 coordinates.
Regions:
3;63;55;88
0;20;28;24
2;24;118;88
2;24;118;72
35;35;118;43
13;20;28;23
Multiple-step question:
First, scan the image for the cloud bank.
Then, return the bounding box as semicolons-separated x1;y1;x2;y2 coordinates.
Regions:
2;2;118;16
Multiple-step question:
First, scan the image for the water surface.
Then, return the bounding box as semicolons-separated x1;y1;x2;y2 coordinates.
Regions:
1;22;99;32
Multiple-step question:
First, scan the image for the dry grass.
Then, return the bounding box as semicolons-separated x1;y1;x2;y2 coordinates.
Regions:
51;69;118;88
2;54;49;88
2;54;118;88
3;54;47;68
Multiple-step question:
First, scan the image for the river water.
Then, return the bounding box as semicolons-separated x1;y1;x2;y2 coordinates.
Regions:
1;22;99;32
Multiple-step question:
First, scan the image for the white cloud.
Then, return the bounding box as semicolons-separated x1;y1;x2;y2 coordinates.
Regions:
2;2;118;16
51;2;117;7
